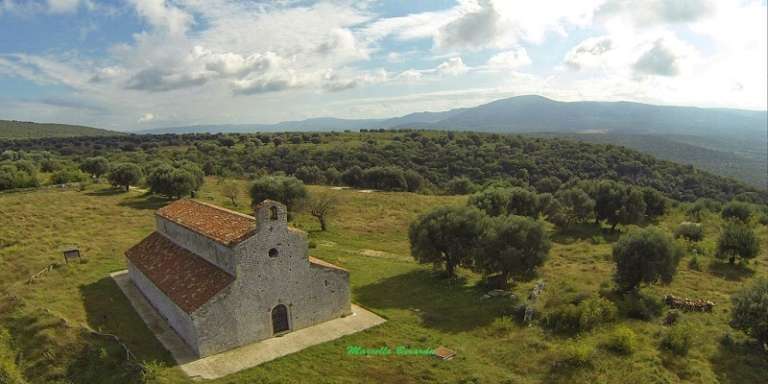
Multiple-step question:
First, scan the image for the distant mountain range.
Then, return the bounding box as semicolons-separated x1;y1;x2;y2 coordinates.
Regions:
140;95;766;188
0;120;122;139
142;95;766;137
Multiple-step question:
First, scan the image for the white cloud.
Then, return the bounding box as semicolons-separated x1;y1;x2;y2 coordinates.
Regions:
47;0;79;13
564;36;613;70
486;48;531;69
597;0;714;26
138;112;156;123
633;39;680;77
437;57;468;76
128;0;193;36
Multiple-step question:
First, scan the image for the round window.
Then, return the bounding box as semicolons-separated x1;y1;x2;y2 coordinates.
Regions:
269;248;279;257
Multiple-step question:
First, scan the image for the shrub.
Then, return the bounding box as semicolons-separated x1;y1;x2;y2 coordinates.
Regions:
661;324;693;356
616;292;664;320
674;222;704;242
445;176;477;195
542;296;617;334
50;168;89;184
604;326;637;355
554;341;594;369
721;201;752;222
730;278;768;346
688;256;701;271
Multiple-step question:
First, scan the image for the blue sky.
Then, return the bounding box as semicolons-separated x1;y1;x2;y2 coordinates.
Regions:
0;0;765;131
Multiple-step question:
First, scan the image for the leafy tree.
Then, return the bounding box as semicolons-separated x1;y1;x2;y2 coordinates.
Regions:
80;156;110;178
506;187;539;217
221;180;240;206
730;278;768;347
475;215;551;287
403;169;425;192
617;188;647;228
147;165;197;199
613;227;682;292
107;163;142;192
323;167;341;186
593;180;626;228
294;165;325;185
445;176;477;195
534;176;562;194
641;187;667;218
249;175;308;216
408;206;489;278
716;224;760;264
0;164;38;190
341;165;364;187
51;168;89;184
721;201;753;222
308;193;337;231
555;187;595;226
468;187;512;217
674;222;704;242
362;166;408;191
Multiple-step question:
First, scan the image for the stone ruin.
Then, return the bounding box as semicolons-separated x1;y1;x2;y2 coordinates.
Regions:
664;294;714;312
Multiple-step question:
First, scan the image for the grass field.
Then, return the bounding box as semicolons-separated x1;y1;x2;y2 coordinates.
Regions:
0;178;766;384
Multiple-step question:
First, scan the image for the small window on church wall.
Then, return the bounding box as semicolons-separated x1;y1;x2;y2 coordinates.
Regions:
270;206;278;221
269;248;279;258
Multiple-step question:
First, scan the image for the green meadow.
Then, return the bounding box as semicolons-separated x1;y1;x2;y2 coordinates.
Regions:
0;178;765;384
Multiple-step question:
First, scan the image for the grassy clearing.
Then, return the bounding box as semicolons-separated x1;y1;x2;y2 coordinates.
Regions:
0;178;766;384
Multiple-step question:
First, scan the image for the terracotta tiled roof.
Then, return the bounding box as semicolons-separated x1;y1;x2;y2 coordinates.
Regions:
309;256;347;272
156;199;257;245
126;232;234;313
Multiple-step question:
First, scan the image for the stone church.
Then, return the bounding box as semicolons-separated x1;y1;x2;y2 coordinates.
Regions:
125;199;351;357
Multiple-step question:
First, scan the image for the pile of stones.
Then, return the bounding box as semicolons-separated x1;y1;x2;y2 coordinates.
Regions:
664;294;715;312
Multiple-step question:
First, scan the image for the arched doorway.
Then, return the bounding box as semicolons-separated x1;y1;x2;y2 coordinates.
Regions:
271;304;290;334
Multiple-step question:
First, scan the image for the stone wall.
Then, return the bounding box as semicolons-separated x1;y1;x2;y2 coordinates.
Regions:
155;215;237;276
127;260;200;355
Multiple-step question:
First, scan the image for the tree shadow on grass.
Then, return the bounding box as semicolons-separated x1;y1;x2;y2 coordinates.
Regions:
710;338;768;384
79;277;175;366
708;261;755;281
355;269;513;333
551;223;620;244
117;195;169;211
85;187;125;196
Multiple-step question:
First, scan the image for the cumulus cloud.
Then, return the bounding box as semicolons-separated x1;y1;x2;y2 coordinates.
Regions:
564;36;613;70
598;0;714;26
633;39;680;77
128;0;193;36
126;68;208;92
435;0;503;50
437;57;468;76
486;48;531;69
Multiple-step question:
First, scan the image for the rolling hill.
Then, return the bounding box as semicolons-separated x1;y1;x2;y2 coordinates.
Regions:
140;95;767;189
0;120;122;139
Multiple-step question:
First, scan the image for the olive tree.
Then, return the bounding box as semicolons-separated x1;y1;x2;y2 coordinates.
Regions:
730;278;768;348
249;175;308;217
555;187;595;226
308;193;337;231
107;163;142;192
80;156;110;179
408;206;489;278
613;227;682;292
716;224;760;264
475;215;551;287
